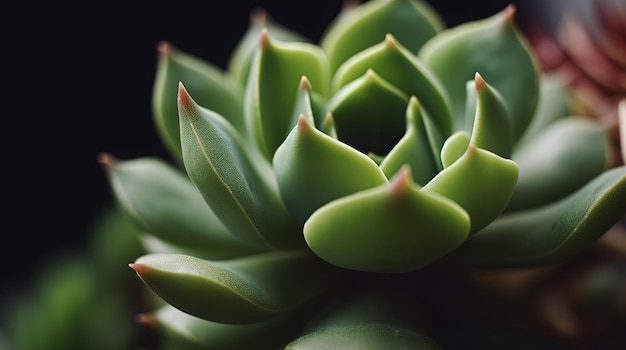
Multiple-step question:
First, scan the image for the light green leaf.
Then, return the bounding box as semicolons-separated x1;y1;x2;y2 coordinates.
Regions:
320;0;444;73
326;69;409;156
226;8;310;89
440;131;470;168
131;251;344;324
424;145;519;234
507;118;610;211
380;96;440;185
304;167;469;273
444;166;626;267
152;42;244;161
332;33;453;136
244;31;330;159
178;84;302;249
141;304;307;350
99;154;263;259
515;72;571;149
286;281;441;349
468;73;513;158
273;115;388;223
419;5;539;141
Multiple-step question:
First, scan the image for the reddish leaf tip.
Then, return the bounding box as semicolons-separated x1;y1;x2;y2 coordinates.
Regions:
157;41;174;57
259;28;271;47
128;263;146;274
475;72;486;91
502;4;516;24
390;165;413;199
300;75;311;91
97;152;117;168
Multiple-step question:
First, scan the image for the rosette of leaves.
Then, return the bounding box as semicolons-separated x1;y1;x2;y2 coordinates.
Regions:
99;0;626;348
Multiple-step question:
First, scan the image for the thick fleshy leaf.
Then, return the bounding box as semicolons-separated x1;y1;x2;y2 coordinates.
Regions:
515;72;571;149
444;166;626;267
440;131;470;168
273;115;388;223
130;251;343;324
507;118;610;211
332;33;453;136
244;30;330;159
326;69;408;155
152;42;244;161
286;280;441;349
424;145;519;234
178;84;302;249
288;76;327;130
468;73;513;158
379;97;440;185
140;304;307;350
419;5;539;141
99;154;262;259
304;167;470;273
226;8;309;89
320;0;444;73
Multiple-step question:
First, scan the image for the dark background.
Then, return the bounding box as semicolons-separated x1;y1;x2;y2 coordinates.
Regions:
4;0;529;299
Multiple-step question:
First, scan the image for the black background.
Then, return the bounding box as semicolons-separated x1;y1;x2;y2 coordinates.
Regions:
4;0;528;299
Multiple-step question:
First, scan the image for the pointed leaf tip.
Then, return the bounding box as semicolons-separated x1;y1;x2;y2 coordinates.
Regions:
503;4;516;23
157;40;174;56
299;75;311;91
96;152;117;168
259;28;271;47
474;72;486;91
384;33;398;48
390;165;413;198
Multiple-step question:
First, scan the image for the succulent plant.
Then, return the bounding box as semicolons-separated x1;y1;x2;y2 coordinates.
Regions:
99;0;626;348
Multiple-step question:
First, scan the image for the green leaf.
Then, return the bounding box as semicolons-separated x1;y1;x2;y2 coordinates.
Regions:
178;84;302;249
424;145;519;234
288;76;327;130
419;5;539;141
444;166;626;267
141;304;307;350
99;154;263;259
286;281;441;349
468;73;513;158
226;8;310;89
332;33;454;136
507;118;610;211
152;42;244;162
379;97;440;185
326;69;409;156
244;31;330;159
304;167;469;273
320;0;444;73
273;115;388;223
515;72;571;149
130;251;344;324
440;131;470;168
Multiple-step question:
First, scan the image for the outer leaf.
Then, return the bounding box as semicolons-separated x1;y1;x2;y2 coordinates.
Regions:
320;0;444;73
152;42;244;161
424;145;519;234
226;8;309;89
507;118;610;211
304;167;470;273
444;166;626;267
286;281;441;349
140;304;307;350
419;5;539;141
273;115;388;223
244;31;330;159
379;96;440;185
178;84;301;249
515;72;571;148
326;69;409;156
131;251;344;324
99;154;262;259
332;33;453;136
